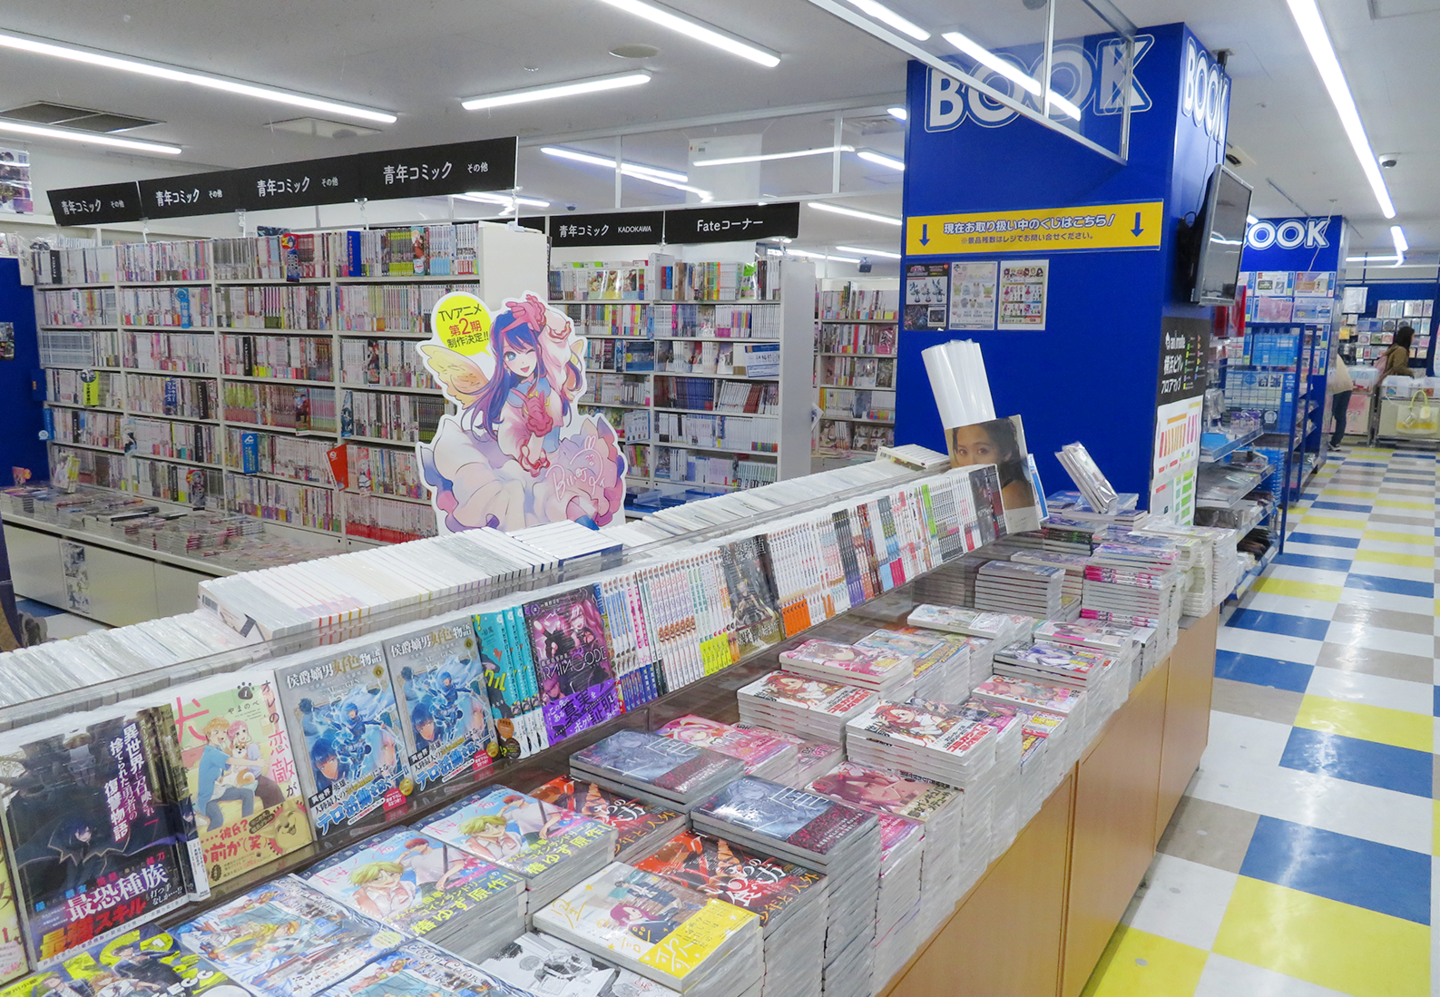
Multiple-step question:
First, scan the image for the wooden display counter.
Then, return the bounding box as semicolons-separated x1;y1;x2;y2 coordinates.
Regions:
880;611;1218;997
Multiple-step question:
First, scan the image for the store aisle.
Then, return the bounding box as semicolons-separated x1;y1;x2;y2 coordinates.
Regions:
1082;445;1437;997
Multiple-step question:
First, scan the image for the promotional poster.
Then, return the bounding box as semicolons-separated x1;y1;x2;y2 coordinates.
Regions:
418;291;625;533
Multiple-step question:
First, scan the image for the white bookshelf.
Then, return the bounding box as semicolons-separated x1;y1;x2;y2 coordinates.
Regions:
812;277;901;465
551;256;815;504
33;222;547;548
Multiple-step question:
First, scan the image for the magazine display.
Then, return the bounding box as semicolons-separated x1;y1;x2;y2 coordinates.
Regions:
533;862;763;997
421;786;617;911
482;931;682;997
0;706;192;968
530;776;687;864
570;731;745;811
176;876;404;997
273;643;406;837
300;828;525;961
655;716;798;783
384;617;497;790
322;939;520;997
164;669;312;888
523;587;622;743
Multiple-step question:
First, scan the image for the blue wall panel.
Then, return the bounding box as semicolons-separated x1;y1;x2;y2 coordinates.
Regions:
0;257;48;478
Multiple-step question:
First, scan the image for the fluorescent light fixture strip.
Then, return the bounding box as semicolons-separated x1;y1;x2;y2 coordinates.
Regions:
844;0;930;41
456;191;550;208
541;145;711;201
693;145;854;167
807;201;903;226
788;248;862;263
463;71;650;110
887;106;907;120
593;0;781;67
836;245;901;259
0;118;180;155
1285;0;1395;219
0;30;395;124
857;150;904;171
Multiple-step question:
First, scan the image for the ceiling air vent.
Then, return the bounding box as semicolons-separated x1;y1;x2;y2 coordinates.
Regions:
267;117;381;139
0;102;159;132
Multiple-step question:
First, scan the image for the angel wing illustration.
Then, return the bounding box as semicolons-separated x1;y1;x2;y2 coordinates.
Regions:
419;344;489;409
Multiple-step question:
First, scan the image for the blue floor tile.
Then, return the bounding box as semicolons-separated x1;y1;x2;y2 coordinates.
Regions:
1434;686;1440;718
1344;573;1435;598
1286;531;1362;550
1214;650;1313;692
1225;607;1332;642
1240;816;1431;925
1346;460;1389;467
1273;552;1356;572
1279;727;1433;798
1308;500;1374;513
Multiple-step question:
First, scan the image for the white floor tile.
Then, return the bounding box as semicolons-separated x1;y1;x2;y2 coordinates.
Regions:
1346;560;1436;583
1125;855;1238;951
1242;592;1339;621
1305;663;1434;716
1204;710;1296;767
1323;620;1436;661
1356;538;1438;556
1292;522;1366;538
1282;542;1358;562
1216;627;1325;667
1194;954;1363;997
1336;587;1436;616
1189;753;1432;855
1266;565;1350;588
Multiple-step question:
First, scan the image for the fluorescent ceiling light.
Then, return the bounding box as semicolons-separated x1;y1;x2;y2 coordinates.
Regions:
1285;0;1395;219
836;245;902;259
1346;254;1400;263
463;72;650;111
455;191;550;208
788;248;862;263
887;106;907;121
0;30;395;124
1391;225;1408;255
541;145;711;201
0;118;180;155
693;145;854;167
593;0;780;67
941;30;1079;120
807;201;903;226
843;0;930;41
857;150;904;171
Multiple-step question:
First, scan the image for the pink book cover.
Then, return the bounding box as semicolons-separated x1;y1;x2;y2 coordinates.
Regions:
847;701;993;755
658;714;794;771
739;670;876;716
974;676;1084;714
806;761;960;822
779;639;911;681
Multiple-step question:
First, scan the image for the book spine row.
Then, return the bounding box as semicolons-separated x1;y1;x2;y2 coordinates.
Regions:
221;333;333;380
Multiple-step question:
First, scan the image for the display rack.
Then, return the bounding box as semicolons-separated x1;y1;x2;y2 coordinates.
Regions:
32;223;547;549
554;255;815;508
813;278;901;466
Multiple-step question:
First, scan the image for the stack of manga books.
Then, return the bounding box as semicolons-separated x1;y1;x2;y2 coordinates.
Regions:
635;829;829;997
570;730;746;814
843;699;997;792
0;702;199;971
323;939;521;997
973;561;1067;620
1010;549;1088;604
421;786;618;915
175;876;405;997
906;604;1035;646
777;640;914;697
299;828;526;962
691;777;881;997
852;627;970;703
0;924;243;997
534;863;764;997
1134;524;1219;617
656;716;799;784
972;674;1089;748
530;775;687;864
1082;534;1184;661
732;722;845;789
482;931;682;996
734;671;877;746
864;813;925;988
992;639;1126;705
1017;708;1073;819
806;762;965;938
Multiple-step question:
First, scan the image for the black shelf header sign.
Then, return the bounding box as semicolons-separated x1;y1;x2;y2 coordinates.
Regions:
663;201;800;244
47;181;145;225
1156;315;1211;405
114;137;519;219
551;210;663;247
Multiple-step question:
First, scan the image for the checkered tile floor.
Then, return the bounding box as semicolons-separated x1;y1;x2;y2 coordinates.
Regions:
1083;444;1439;997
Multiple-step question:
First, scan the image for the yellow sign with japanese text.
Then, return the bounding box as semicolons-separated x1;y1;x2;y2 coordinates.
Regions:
905;201;1165;255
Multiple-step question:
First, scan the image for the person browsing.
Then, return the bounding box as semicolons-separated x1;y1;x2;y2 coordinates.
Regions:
1326;354;1353;449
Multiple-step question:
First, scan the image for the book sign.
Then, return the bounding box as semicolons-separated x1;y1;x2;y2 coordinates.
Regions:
418;292;626;533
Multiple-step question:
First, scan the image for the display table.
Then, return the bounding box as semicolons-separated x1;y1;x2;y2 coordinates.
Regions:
879;610;1218;997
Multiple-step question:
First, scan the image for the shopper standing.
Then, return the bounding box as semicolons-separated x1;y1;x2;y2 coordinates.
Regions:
1369;326;1415;444
1327;354;1353;448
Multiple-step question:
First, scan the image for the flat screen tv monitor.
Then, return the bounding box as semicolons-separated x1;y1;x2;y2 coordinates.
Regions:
1190;165;1253;306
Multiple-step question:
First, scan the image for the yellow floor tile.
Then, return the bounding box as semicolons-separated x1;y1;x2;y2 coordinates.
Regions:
1324;488;1379;498
1362;528;1434;544
1252;577;1343;601
1353;549;1434;568
1081;926;1208;997
1434;800;1440;856
1213;878;1428;997
1294;694;1433;752
1300;515;1367;529
1373;499;1434;510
